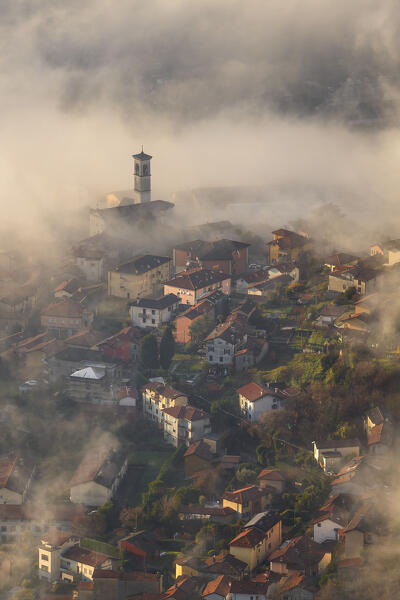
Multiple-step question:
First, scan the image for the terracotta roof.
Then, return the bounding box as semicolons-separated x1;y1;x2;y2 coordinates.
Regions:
54;278;82;295
143;381;186;400
184;441;214;461
237;382;270;402
368;422;393;446
0;453;35;494
41;529;76;547
223;485;266;505
64;329;106;348
229;527;265;548
204;551;248;575
202;575;230;598
258;469;285;482
63;546;111;567
41;298;83;318
162;405;209;421
166;269;229;291
269;536;326;569
178;299;213;321
279;571;316;594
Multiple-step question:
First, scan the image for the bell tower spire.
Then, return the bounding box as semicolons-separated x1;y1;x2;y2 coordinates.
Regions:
132;148;152;204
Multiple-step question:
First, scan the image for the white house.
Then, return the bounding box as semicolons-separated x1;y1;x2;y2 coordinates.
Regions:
237;382;285;422
313;495;351;544
142;381;188;428
129;294;180;328
70;446;127;506
205;321;246;368
312;439;360;466
0;453;35;505
162;405;211;447
38;531;117;583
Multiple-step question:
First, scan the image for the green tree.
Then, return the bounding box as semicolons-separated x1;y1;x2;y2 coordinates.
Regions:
139;334;159;369
160;326;175;369
189;313;214;344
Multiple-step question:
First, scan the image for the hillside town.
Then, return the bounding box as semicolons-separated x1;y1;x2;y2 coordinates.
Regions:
1;150;400;600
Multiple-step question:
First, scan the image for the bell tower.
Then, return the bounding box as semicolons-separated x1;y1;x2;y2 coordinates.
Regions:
132;147;152;204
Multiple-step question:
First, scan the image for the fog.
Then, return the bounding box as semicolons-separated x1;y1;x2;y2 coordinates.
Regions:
2;0;400;247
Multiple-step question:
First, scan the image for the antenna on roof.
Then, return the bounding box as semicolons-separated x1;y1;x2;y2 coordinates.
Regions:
141;145;144;152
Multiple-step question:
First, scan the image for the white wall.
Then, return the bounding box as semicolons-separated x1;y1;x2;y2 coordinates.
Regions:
314;518;340;544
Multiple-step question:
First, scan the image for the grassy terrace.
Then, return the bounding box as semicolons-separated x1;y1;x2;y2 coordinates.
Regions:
129;448;175;505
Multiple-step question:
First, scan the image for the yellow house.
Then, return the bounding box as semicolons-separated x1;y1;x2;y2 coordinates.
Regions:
267;229;312;264
229;514;282;573
222;485;268;518
108;255;172;300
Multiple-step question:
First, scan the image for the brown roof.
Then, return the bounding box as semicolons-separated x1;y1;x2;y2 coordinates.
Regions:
204;551;248;576
222;485;266;505
184;441;214;461
229;527;265;548
229;580;268;595
166;269;229;291
202;575;230;598
0;453;35;495
368;422;393;446
41;530;76;547
54;278;82;295
143;381;186;400
41;298;83;318
269;536;326;570
63;546;111;567
314;439;360;450
237;382;270;402
258;469;285;482
178;300;213;321
64;329;105;348
162;405;209;421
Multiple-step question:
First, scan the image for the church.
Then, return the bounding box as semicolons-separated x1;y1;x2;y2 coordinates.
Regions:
89;148;174;236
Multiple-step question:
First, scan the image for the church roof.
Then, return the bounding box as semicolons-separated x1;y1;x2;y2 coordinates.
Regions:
132;151;152;160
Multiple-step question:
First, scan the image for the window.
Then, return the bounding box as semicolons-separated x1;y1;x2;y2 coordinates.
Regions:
152;319;155;324
41;554;49;561
209;355;213;361
0;526;6;532
41;565;49;572
151;309;155;315
219;357;223;362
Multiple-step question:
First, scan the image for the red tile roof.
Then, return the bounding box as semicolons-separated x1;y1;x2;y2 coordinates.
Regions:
223;485;266;505
41;529;76;547
163;405;209;421
41;298;83;318
258;469;285;482
237;382;270;402
202;575;230;598
184;441;214;461
63;546;111;567
229;527;265;548
166;269;229;291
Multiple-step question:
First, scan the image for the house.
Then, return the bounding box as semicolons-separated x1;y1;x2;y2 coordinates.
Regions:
277;572;317;600
108;255;172;300
229;511;282;572
119;530;159;565
266;229;312;264
368;421;394;455
205;320;246;369
53;278;83;299
38;530;80;581
91;568;163;599
247;274;294;297
173;239;249;275
341;503;386;559
315;304;351;326
184;441;214;477
237;382;285;422
222;486;269;518
175;299;215;344
269;536;331;577
13;333;63;380
328;267;379;296
65;329;105;350
364;406;386;435
257;469;286;494
234;337;269;372
0;504;83;544
266;262;300;283
329;456;380;497
97;326;144;363
45;347;122;382
176;551;248;581
53;544;117;583
178;505;236;524
324;253;359;272
370;239;400;265
312;439;360;469
142;381;188;428
0;453;36;504
235;270;269;294
73;248;105;283
69;446;127;506
41;299;93;338
202;574;230;600
164;268;231;306
228;580;269;600
162;405;211;447
313;494;352;544
129;294;180;328
66;363;123;405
